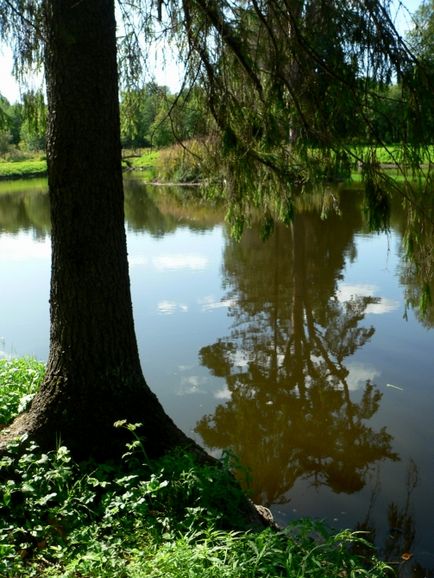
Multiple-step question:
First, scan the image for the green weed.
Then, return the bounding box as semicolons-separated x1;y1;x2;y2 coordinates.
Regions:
0;358;45;425
0;359;393;577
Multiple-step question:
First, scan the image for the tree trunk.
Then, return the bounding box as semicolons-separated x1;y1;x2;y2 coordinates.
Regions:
1;0;191;459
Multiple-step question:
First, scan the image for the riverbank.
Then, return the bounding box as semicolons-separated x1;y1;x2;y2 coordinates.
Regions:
0;150;159;182
0;358;391;577
1;144;432;184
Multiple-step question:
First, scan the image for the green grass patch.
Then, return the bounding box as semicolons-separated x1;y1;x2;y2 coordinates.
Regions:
122;149;160;182
0;159;47;179
124;149;160;168
0;149;159;182
0;359;392;577
349;145;433;165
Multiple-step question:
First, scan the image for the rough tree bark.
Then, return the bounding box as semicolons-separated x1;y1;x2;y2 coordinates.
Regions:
0;0;193;459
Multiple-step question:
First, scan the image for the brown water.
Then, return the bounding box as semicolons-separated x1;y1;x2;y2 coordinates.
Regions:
1;177;433;573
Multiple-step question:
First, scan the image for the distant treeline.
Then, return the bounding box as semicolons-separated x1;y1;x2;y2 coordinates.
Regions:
0;83;209;155
1;74;433;159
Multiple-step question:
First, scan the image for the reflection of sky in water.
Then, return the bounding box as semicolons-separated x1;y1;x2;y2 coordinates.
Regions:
178;375;208;395
130;253;208;270
0;232;51;359
346;361;380;390
337;283;399;314
152;254;208;271
0;233;50;261
214;385;232;400
1;193;434;570
198;295;236;311
157;300;189;315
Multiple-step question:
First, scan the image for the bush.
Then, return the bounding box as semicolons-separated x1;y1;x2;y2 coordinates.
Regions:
156;140;209;183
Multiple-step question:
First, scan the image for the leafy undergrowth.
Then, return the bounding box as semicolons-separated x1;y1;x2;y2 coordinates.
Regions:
0;359;392;577
0;358;45;425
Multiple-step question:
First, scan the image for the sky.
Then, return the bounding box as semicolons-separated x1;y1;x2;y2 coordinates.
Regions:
0;40;184;104
0;0;423;104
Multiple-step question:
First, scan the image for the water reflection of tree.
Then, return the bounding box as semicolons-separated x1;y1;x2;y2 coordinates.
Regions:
196;206;398;505
398;208;434;328
0;187;50;237
0;179;222;237
355;461;432;578
124;178;223;235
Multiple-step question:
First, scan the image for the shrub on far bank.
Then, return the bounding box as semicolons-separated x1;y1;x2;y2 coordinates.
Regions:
155;140;211;184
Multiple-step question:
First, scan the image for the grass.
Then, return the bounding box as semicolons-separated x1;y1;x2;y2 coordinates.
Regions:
0;358;392;578
0;149;160;181
0;159;47;179
349;145;433;165
122;149;160;182
1;144;431;183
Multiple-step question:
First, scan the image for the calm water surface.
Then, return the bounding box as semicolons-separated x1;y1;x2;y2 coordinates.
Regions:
1;177;433;572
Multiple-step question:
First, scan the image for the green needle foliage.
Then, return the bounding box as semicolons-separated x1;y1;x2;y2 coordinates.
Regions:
0;358;392;577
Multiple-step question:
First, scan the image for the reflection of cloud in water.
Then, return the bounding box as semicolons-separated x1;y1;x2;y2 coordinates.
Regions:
128;255;148;267
338;283;377;299
214;386;232;400
337;283;399;314
157;301;188;315
232;349;249;369
365;299;399;314
178;375;207;395
199;295;236;311
178;364;195;371
346;362;381;391
0;236;50;261
153;254;208;271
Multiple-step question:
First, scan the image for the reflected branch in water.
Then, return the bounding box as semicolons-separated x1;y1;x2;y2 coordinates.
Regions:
355;460;432;578
196;208;398;505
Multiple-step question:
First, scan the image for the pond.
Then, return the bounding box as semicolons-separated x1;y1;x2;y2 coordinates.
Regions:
1;176;434;572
